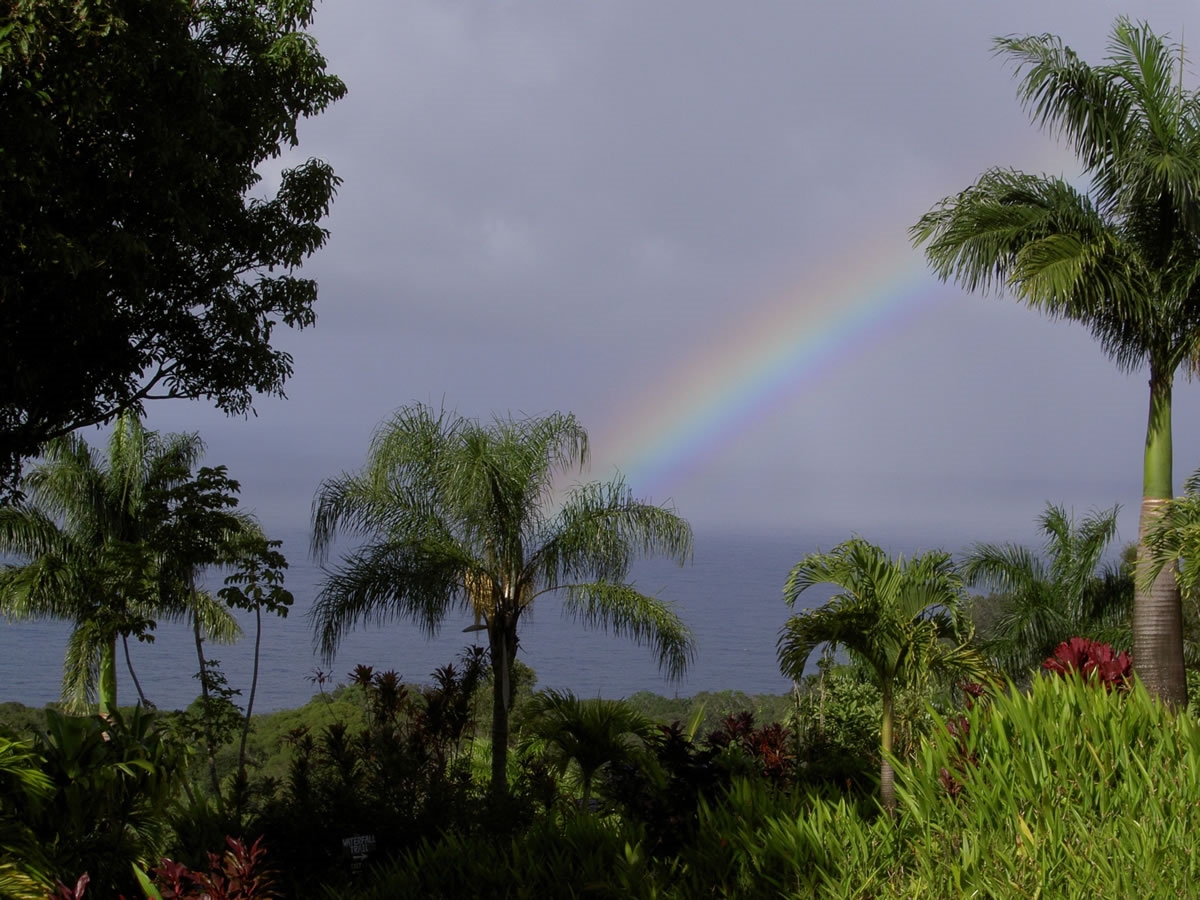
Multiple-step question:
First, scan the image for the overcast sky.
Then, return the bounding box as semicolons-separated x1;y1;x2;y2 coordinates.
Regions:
140;0;1200;552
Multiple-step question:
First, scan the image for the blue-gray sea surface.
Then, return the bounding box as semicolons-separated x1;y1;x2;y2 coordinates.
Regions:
0;528;934;712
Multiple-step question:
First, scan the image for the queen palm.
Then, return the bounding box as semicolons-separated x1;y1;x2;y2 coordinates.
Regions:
0;413;238;714
311;404;694;794
777;538;990;812
963;503;1132;679
912;19;1200;704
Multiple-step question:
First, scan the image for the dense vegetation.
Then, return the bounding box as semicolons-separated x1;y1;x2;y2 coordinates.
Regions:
9;12;1200;900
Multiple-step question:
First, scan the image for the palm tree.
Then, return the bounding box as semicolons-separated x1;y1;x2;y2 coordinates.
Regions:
311;404;694;794
911;19;1200;704
520;689;656;810
963;503;1132;679
777;538;990;812
0;414;238;714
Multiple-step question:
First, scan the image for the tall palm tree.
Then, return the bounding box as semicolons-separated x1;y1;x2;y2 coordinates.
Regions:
311;404;694;794
0;413;238;714
963;503;1132;679
911;19;1200;704
777;538;990;812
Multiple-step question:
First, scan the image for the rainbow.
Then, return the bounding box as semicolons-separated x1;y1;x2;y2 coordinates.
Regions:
598;236;936;499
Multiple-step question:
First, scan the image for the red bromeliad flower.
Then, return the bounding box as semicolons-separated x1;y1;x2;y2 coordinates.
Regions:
1042;637;1132;690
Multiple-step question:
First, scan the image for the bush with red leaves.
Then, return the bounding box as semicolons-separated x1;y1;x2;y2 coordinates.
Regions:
144;836;279;900
55;837;279;900
707;712;796;786
1042;637;1132;690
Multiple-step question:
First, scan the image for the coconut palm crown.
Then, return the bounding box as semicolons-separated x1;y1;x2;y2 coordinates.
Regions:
777;538;990;811
310;404;694;793
912;19;1200;704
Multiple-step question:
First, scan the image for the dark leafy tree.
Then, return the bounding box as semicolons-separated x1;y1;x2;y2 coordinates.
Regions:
0;0;346;492
148;463;292;812
912;19;1200;704
217;534;293;814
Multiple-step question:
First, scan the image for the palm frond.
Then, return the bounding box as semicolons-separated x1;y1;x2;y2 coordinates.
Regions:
776;602;882;682
61;625;101;713
0;505;72;566
560;581;694;681
1144;483;1200;600
779;538;971;687
961;542;1048;596
519;688;654;784
309;539;473;661
188;590;243;645
529;476;692;590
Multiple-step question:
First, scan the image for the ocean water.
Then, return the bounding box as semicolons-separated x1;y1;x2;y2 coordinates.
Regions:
0;528;883;713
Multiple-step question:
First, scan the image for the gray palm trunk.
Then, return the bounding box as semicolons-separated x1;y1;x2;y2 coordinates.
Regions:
487;618;519;794
879;682;896;814
1135;371;1187;704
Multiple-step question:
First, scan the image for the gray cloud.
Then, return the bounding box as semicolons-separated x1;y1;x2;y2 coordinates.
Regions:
139;0;1200;557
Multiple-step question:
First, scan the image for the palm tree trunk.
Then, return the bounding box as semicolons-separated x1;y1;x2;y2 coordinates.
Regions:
880;681;896;815
581;771;593;813
98;636;118;717
122;634;150;707
1134;374;1188;705
488;620;517;797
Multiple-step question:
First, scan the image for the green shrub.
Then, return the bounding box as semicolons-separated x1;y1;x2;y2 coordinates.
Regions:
699;675;1200;897
348;814;654;900
890;674;1200;896
30;709;188;898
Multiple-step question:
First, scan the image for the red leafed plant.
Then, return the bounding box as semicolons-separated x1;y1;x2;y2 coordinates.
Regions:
58;837;278;900
144;836;280;900
51;874;89;899
1042;637;1132;690
707;713;796;786
937;682;992;798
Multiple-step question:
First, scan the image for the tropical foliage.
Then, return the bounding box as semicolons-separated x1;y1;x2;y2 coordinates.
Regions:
962;503;1131;679
338;675;1200;899
777;538;991;810
0;414;240;714
26;708;188;898
10;13;1200;898
520;689;655;809
310;404;694;793
0;736;55;900
912;17;1200;704
1042;636;1132;688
